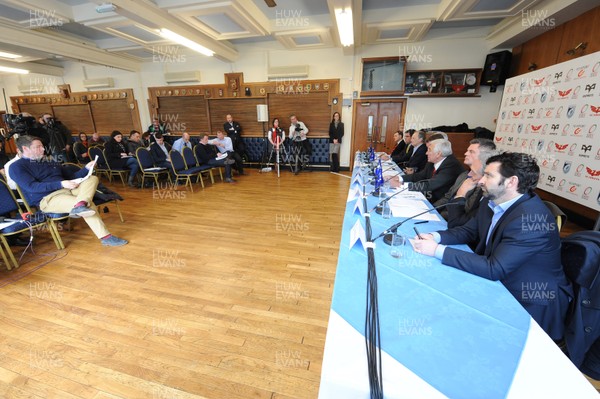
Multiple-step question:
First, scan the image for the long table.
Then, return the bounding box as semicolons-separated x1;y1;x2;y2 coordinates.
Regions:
318;155;598;398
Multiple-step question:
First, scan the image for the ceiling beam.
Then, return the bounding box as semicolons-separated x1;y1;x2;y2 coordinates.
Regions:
0;21;141;72
103;0;238;62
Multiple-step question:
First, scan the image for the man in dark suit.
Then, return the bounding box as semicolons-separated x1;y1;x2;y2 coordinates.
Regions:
413;152;573;340
388;130;413;163
149;133;172;170
223;114;246;159
397;130;427;172
399;139;464;203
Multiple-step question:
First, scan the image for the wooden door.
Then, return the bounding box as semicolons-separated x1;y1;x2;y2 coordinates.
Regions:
351;100;405;166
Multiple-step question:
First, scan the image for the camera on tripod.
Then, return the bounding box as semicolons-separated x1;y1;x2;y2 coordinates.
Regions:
293;124;304;142
2;113;36;138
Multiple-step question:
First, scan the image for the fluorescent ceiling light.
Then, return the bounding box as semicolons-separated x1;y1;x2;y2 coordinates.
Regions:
335;8;354;47
158;29;214;57
0;65;29;74
0;51;22;59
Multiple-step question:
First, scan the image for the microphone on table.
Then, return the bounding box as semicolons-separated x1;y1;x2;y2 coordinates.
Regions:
365;169;403;187
368;186;409;213
374;203;447;245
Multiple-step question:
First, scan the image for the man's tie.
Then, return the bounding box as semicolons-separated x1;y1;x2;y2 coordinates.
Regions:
432;167;437;176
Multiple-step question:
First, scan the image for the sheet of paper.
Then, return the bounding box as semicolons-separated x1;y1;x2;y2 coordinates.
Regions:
388;198;442;221
72;155;98;185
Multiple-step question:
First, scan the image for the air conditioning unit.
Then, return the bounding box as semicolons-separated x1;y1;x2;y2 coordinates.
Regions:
164;71;201;84
83;77;114;89
18;85;43;94
267;65;309;80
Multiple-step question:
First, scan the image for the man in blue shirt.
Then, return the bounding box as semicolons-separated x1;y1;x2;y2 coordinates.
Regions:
413;152;572;340
171;132;192;153
209;131;245;175
11;135;127;247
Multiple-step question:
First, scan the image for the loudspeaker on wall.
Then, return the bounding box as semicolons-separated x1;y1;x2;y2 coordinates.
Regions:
481;50;512;87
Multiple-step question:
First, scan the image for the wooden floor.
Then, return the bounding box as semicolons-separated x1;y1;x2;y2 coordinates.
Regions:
0;169;351;399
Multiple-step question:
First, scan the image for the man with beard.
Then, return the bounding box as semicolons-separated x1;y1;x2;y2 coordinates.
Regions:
412;152;572;341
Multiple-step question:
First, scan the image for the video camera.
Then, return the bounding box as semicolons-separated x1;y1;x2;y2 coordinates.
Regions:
2;113;36;138
294;123;303;132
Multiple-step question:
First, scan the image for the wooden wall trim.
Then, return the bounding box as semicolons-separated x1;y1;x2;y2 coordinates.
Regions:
148;73;342;138
10;89;142;135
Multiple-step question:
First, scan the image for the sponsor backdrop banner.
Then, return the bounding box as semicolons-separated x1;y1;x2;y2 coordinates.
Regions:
496;51;600;212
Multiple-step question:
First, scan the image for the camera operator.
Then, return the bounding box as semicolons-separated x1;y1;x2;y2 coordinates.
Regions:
38;113;72;163
2;112;49;152
288;114;311;171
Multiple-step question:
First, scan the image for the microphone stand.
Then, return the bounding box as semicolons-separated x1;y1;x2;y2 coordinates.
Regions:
374;204;447;245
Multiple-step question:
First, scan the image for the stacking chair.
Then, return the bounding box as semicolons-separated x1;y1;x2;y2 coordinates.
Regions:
193;145;223;182
136;147;171;189
88;146;112;182
14;184;70;250
0;179;58;270
543;200;567;232
182;146;214;185
101;149;129;187
62;163;124;223
72;142;87;165
169;150;205;192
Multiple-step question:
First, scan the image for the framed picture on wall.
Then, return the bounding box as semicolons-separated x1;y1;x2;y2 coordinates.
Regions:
360;57;406;97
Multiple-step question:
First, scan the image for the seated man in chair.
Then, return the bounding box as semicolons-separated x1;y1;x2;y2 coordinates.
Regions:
10;135;127;247
197;134;236;183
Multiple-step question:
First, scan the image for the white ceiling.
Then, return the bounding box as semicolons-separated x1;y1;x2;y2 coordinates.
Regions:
0;0;596;75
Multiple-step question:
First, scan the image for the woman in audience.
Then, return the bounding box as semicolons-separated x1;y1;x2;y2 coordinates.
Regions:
74;132;90;164
328;111;344;172
104;130;140;187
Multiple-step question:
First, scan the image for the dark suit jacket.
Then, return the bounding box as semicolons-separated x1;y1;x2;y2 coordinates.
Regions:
195;143;218;164
104;140;129;169
149;142;172;164
390;141;407;162
445;186;483;229
328;122;344;143
402;154;465;203
438;193;573;340
405;144;427;171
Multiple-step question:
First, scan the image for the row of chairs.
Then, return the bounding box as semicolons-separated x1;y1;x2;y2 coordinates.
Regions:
90;146;223;193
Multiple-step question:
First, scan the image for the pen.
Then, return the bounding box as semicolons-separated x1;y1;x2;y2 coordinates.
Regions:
414;226;423;240
414;220;428;225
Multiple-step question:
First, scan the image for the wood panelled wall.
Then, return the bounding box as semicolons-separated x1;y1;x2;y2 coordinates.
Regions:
148;74;341;138
11;89;142;136
511;6;600;76
208;98;264;134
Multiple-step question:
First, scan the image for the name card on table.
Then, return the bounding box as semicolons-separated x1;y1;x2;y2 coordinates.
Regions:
352;197;365;216
351;173;364;186
347;187;362;203
349;220;370;252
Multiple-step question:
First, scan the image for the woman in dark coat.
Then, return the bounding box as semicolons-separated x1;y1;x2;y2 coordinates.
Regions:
328;112;344;172
104;130;140;187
